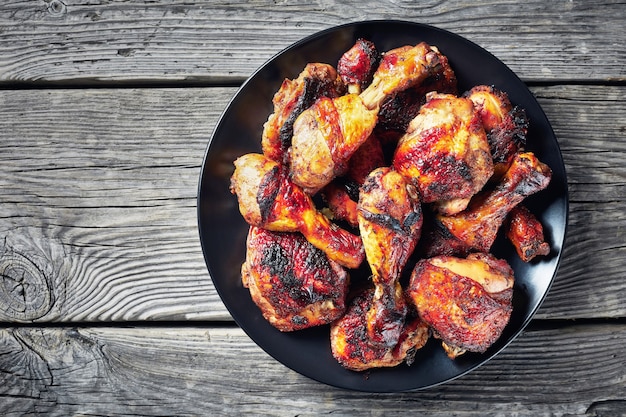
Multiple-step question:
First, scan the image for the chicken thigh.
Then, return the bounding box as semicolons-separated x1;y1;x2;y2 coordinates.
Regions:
407;253;514;358
242;226;349;331
393;92;494;215
262;63;345;163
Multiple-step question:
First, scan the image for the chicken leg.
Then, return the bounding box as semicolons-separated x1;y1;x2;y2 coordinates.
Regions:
290;42;445;194
358;167;423;347
230;153;364;269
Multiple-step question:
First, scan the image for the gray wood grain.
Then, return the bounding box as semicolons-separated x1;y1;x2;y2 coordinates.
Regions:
0;324;624;416
1;85;624;323
0;0;624;84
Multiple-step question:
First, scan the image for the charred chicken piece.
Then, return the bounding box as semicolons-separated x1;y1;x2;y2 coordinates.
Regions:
407;253;514;358
262;63;345;163
506;205;550;262
393;93;494;215
376;51;458;135
290;42;444;194
337;38;380;94
358;167;423;347
241;227;349;331
360;42;444;110
330;287;429;371
290;93;378;195
465;85;529;178
437;151;552;254
230;153;364;269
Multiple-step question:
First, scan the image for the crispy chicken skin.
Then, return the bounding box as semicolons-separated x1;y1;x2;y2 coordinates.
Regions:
358;167;423;347
393;93;494;215
506;205;550;262
290;42;445;195
330;287;429;371
376;51;458;135
437;151;552;254
230;153;364;269
407;253;514;358
337;38;380;94
290;93;378;195
262;63;345;163
360;42;444;110
465;85;528;178
242;227;349;331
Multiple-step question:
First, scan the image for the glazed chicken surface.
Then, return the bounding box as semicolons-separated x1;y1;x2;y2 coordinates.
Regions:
465;85;528;178
376;51;458;137
330;287;429;371
407;253;514;358
359;42;445;110
290;93;379;195
321;133;387;228
262;63;345;163
290;42;445;195
506;205;550;262
436;151;552;254
230;153;364;269
357;167;423;347
242;226;349;331
393;92;494;216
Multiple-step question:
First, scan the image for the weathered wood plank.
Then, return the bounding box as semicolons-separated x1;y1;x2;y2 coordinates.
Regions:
0;0;624;84
0;85;624;323
0;324;624;416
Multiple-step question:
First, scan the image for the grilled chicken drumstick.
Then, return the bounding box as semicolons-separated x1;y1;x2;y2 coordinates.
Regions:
358;167;423;347
337;38;380;94
407;253;514;358
290;42;444;195
230;153;365;269
437;151;552;254
241;226;350;331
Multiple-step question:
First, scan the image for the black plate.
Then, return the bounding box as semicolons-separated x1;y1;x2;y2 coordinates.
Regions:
197;20;568;392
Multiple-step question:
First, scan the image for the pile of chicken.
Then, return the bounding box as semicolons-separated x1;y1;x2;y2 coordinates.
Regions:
230;39;552;371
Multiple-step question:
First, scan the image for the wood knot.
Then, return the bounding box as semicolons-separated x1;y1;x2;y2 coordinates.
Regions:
45;0;67;17
0;251;53;322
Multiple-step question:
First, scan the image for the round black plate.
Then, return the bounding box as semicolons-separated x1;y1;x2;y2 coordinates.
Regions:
197;20;568;392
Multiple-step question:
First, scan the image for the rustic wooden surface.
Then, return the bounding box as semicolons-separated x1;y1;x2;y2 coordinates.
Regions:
1;1;625;416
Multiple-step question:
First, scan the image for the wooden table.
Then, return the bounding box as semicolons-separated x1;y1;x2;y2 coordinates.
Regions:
1;1;625;415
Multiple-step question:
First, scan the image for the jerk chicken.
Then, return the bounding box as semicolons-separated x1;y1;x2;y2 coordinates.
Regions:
393;92;494;216
358;167;423;347
242;226;349;331
337;38;380;94
230;153;364;269
321;133;387;228
407;253;514;358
